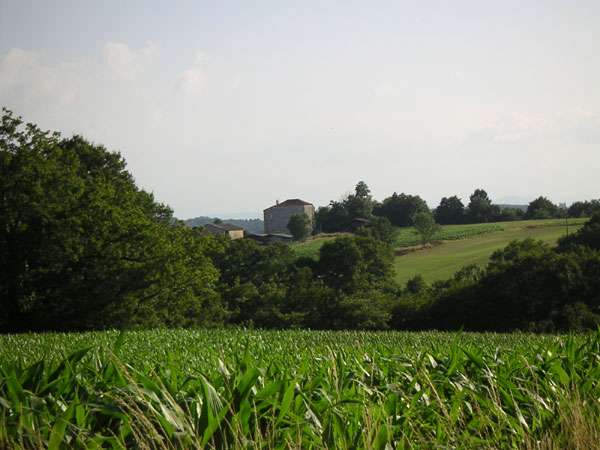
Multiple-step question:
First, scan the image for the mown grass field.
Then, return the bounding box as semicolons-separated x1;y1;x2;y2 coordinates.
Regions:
292;219;587;285
1;330;599;449
394;218;587;286
291;222;505;259
290;232;352;258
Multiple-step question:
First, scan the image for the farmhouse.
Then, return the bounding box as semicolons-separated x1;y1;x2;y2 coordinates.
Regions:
263;199;315;234
203;223;245;240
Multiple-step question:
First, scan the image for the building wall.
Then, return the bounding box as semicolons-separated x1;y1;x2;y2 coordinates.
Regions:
227;229;245;240
264;204;315;234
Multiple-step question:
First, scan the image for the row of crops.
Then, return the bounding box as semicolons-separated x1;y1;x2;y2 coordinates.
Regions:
393;224;504;248
1;330;599;448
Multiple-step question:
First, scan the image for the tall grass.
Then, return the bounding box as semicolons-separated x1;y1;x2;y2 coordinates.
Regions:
1;330;599;448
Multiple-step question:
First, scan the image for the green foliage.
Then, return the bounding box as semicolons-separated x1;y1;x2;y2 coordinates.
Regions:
373;192;429;227
421;238;600;331
315;181;374;233
526;196;560;219
0;109;222;331
568;199;600;218
466;188;493;223
1;330;600;448
412;210;441;245
343;180;374;219
405;274;427;294
318;236;394;292
315;201;350;232
354;216;396;244
394;218;586;285
287;213;311;241
559;213;600;251
434;195;465;224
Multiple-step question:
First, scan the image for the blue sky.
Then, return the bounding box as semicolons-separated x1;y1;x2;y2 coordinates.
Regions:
1;0;599;218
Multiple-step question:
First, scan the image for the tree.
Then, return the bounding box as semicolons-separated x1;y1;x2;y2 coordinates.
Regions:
405;275;427;294
288;213;311;241
314;201;350;233
355;216;396;244
434;196;465;224
343;181;374;220
526;196;558;219
559;213;600;251
318;236;393;292
0;109;222;331
466;189;493;223
374;193;429;227
412;211;441;245
568;200;600;218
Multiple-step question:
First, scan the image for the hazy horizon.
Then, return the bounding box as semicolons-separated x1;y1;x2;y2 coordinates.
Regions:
2;0;599;219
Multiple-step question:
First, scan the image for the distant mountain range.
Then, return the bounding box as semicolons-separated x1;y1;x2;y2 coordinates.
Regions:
184;216;264;234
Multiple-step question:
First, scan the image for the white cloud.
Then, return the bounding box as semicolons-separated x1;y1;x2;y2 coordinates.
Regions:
178;67;206;96
0;48;84;107
175;51;209;96
102;41;158;81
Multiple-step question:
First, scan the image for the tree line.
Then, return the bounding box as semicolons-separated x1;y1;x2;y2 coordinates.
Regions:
1;109;599;332
316;183;600;234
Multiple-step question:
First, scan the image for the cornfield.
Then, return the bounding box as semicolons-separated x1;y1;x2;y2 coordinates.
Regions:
1;330;599;449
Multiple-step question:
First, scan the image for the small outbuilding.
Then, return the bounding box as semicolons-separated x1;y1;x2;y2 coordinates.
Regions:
203;223;245;240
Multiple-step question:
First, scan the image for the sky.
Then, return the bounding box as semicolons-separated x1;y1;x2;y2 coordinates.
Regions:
1;0;599;219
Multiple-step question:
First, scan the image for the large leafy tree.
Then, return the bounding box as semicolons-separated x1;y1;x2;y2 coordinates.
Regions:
343;181;374;220
318;236;393;292
466;189;493;223
434;196;465;224
373;193;429;227
0;109;221;331
526;196;559;219
314;201;350;233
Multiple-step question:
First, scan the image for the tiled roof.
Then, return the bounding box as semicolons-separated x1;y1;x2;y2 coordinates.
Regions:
265;199;313;210
205;222;244;231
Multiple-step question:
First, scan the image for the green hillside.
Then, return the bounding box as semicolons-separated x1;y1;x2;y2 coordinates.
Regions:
291;233;351;258
292;218;587;285
394;218;586;285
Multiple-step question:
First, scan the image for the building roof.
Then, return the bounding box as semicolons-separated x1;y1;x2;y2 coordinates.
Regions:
264;198;313;211
205;222;245;232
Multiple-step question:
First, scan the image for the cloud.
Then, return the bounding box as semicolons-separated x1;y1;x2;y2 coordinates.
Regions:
102;41;157;81
0;48;83;106
177;52;209;96
177;67;206;95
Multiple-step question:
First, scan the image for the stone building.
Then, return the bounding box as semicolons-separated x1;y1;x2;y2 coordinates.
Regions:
263;199;315;234
203;223;245;240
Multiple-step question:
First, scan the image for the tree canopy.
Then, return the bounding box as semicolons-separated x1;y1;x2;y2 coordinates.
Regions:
526;196;559;219
466;189;493;223
434;196;465;225
0;109;221;331
373;193;429;227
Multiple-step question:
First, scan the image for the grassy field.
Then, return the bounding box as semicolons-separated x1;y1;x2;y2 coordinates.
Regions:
291;232;351;258
393;222;503;247
394;218;587;286
291;223;505;259
1;329;599;449
292;219;587;286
